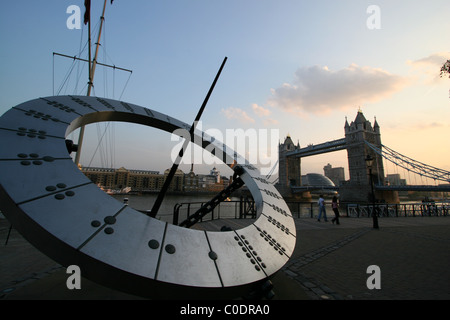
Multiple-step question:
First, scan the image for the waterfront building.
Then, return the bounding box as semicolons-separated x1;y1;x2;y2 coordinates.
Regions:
81;166;229;193
385;173;406;186
323;163;345;186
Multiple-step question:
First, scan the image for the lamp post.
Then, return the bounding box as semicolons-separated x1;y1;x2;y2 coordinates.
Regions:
365;154;379;229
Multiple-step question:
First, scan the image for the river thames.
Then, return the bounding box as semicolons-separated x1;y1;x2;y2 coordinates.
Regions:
111;193;244;224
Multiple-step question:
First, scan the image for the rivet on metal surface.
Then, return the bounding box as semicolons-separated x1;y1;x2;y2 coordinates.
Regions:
165;244;176;254
104;227;114;234
208;251;218;260
46;186;57;192
104;216;116;225
54;194;65;200
65;191;75;197
148;239;160;249
18;155;45;165
91;220;101;227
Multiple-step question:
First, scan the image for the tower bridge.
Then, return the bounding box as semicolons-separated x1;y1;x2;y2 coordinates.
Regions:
276;110;450;204
286;138;346;158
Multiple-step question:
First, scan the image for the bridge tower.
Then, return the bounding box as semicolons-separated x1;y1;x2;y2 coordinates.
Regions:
341;109;398;203
344;109;384;186
277;135;302;198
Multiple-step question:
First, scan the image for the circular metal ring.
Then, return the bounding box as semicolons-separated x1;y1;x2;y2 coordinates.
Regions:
0;95;296;299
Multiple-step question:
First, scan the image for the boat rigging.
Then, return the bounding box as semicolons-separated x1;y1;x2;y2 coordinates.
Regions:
52;0;132;165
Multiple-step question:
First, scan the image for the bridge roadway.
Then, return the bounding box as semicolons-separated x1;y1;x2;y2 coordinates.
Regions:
286;138;346;158
2;213;449;300
291;184;450;192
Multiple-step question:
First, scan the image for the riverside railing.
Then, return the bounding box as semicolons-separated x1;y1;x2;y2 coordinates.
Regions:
173;200;321;225
172;200;449;225
173;199;256;225
346;201;449;218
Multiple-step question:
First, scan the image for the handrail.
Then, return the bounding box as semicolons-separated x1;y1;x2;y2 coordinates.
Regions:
346;202;449;218
173;198;256;225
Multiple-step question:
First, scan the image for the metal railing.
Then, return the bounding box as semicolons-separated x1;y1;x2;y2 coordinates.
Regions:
285;201;317;218
172;200;449;226
173;198;256;225
346;202;450;218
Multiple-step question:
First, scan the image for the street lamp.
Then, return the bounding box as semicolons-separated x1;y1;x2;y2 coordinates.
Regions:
365;154;379;229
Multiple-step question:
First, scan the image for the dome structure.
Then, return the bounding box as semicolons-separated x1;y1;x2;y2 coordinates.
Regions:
301;173;337;195
302;173;335;187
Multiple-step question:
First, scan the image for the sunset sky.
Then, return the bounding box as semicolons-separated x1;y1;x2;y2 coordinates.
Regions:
1;1;449;183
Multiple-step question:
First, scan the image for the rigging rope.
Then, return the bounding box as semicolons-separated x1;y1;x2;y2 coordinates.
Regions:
53;12;132;169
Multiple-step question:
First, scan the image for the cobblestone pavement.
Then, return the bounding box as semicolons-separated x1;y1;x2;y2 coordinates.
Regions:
1;214;450;300
282;217;450;300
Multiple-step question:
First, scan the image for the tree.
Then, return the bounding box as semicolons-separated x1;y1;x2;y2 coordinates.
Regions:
440;60;450;78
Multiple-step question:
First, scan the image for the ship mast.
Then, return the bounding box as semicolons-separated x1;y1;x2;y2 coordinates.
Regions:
74;0;107;165
54;1;131;166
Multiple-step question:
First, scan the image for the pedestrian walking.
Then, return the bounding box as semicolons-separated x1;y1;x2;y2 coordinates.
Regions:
317;194;328;222
331;195;340;225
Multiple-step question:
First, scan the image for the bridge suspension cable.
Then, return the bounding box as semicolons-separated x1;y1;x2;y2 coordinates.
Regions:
265;160;279;180
365;141;450;183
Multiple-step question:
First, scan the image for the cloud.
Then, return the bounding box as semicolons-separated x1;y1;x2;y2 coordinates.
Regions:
251;103;279;125
407;52;450;83
263;118;279;126
221;107;255;124
251;103;271;117
268;64;409;116
407;52;450;68
385;120;449;131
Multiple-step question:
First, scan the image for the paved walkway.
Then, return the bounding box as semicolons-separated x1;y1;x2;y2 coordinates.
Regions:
1;213;449;300
284;216;450;300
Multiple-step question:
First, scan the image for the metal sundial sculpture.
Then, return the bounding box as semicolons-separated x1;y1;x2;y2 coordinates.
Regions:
0;60;296;299
0;2;296;299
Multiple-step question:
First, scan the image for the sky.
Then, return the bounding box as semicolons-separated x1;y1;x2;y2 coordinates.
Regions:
1;0;449;183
